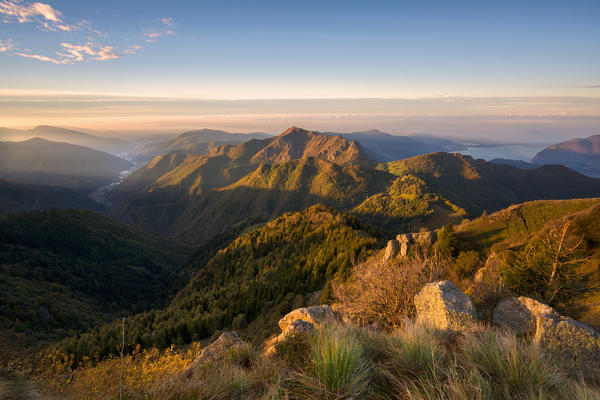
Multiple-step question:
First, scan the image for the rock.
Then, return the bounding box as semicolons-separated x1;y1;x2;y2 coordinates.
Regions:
264;305;335;357
493;297;600;362
278;305;335;333
396;234;410;243
411;231;436;247
400;241;410;257
383;239;400;262
492;297;535;335
414;281;477;330
281;319;315;339
185;331;243;377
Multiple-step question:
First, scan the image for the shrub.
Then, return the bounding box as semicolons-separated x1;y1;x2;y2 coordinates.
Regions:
333;254;446;329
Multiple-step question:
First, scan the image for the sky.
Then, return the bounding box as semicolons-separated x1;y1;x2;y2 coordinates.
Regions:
0;0;599;141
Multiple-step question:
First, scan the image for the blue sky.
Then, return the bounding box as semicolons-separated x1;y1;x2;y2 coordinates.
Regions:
0;0;599;137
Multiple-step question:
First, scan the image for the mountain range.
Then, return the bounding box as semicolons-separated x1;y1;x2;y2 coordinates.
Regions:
108;126;600;243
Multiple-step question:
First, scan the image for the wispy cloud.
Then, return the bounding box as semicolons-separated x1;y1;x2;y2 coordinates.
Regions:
143;17;176;42
0;1;176;64
0;0;75;31
16;51;63;63
560;85;600;89
59;42;119;61
0;37;16;51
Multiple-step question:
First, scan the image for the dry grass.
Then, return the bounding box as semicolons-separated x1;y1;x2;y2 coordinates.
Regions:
28;322;600;400
332;252;446;329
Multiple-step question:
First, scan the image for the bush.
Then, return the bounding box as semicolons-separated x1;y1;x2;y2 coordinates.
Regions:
333;254;446;329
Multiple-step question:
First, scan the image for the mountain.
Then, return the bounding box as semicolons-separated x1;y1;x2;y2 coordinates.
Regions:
532;135;600;177
0;126;133;155
383;152;600;216
131;127;460;164
0;180;105;214
164;157;391;242
131;129;271;162
0;209;192;358
110;127;600;244
58;205;379;358
0;138;132;192
108;127;376;239
334;129;463;162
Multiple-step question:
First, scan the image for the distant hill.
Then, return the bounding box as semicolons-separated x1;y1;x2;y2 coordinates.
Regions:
0;125;133;154
532;135;600;177
489;158;538;169
0;209;192;357
336;129;462;162
131;129;271;162
0;180;105;214
0;138;132;192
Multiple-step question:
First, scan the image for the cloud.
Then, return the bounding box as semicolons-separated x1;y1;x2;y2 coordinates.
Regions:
0;0;75;31
143;17;176;42
16;51;63;63
0;38;16;52
1;3;175;64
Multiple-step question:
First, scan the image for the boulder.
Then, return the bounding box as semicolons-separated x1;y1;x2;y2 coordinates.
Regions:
383;239;400;262
281;319;316;339
414;281;477;330
493;296;600;362
278;305;335;333
265;305;334;357
185;331;243;377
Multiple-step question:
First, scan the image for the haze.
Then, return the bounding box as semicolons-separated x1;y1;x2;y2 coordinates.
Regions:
0;0;599;145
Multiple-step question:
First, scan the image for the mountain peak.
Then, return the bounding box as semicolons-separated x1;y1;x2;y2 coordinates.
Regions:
279;126;313;137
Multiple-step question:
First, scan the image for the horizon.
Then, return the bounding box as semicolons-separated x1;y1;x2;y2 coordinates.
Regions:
1;0;598;143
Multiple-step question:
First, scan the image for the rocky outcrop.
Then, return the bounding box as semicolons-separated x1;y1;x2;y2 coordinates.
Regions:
396;234;410;256
414;281;477;330
493;296;600;362
185;331;244;377
278;305;335;333
392;231;437;257
265;305;335;356
411;231;436;247
383;240;400;262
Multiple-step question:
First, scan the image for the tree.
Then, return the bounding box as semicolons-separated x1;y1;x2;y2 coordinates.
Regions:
502;220;593;306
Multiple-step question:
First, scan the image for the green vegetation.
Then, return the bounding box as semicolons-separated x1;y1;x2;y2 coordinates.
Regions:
57;205;379;360
0;179;105;214
0;209;191;359
451;198;600;324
